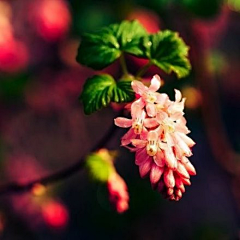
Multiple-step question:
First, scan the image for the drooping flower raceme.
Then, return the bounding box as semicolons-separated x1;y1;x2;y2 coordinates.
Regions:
114;74;196;201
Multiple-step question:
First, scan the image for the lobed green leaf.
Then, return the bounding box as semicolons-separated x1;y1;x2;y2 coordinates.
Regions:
80;74;135;114
76;20;147;70
112;79;135;103
143;30;191;78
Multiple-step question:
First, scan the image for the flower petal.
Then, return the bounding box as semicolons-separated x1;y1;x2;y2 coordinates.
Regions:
175;124;190;134
168;102;184;114
149;74;161;92
170;112;183;121
150;164;164;184
131;139;147;148
177;132;196;147
175;177;185;193
140;126;149;140
156;93;169;106
146;103;156;117
144;118;159;128
174;89;182;102
156;111;168;122
164;146;177;169
165;133;175;147
175;189;182;199
135;148;149;165
139;157;152;178
181;177;191;185
121;128;136;146
153;150;165;167
164;169;175;188
124;145;138;152
147;130;159;141
173;133;192;156
114;117;132;128
131;80;147;95
176;162;190;179
181;156;196;175
131;100;145;118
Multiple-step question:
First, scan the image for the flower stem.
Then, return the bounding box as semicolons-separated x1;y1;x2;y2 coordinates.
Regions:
136;61;152;78
0;111;123;195
119;54;128;75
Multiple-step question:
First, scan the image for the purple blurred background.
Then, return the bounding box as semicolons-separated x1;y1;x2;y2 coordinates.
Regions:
0;0;239;239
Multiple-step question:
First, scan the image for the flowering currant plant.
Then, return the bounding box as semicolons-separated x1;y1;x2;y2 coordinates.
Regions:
76;20;195;212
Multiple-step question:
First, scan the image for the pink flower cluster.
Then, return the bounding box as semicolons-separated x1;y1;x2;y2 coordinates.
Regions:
114;75;196;201
107;172;129;213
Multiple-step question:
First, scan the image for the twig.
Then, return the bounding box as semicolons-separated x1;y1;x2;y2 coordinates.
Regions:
0;115;120;196
119;54;129;76
136;61;152;78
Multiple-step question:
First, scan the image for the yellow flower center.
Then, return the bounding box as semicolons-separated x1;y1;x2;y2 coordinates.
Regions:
146;139;158;156
143;92;157;103
163;120;175;133
132;118;143;134
155;104;163;112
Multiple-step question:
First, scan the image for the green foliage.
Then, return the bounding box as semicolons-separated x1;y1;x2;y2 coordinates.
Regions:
143;30;191;78
112;79;135;103
80;74;114;114
85;152;114;182
76;20;147;70
227;0;240;12
80;74;134;114
110;20;147;57
77;20;192;115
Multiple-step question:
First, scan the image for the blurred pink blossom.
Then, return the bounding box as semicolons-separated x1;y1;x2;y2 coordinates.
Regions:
107;172;129;213
29;0;71;42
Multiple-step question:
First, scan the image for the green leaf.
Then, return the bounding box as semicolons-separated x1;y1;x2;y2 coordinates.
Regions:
77;29;121;70
80;75;135;114
143;30;191;78
112;79;135;103
76;20;147;70
111;20;147;57
80;74;115;115
85;153;114;182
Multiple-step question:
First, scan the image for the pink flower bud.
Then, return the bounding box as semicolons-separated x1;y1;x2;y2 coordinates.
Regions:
175;177;186;193
167;187;174;196
176;162;190;179
164;146;177;169
182;157;197;175
181;177;191;186
139;158;152;178
164;169;175;188
175;189;182;198
107;173;129;213
150;164;164;184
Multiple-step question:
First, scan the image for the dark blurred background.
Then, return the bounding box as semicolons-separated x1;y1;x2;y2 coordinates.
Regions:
0;0;239;239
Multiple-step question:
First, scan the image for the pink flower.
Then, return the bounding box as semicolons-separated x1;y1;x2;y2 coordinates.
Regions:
114;74;196;201
131;75;167;117
131;130;165;166
114;105;158;146
167;89;186;116
107;172;129;213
